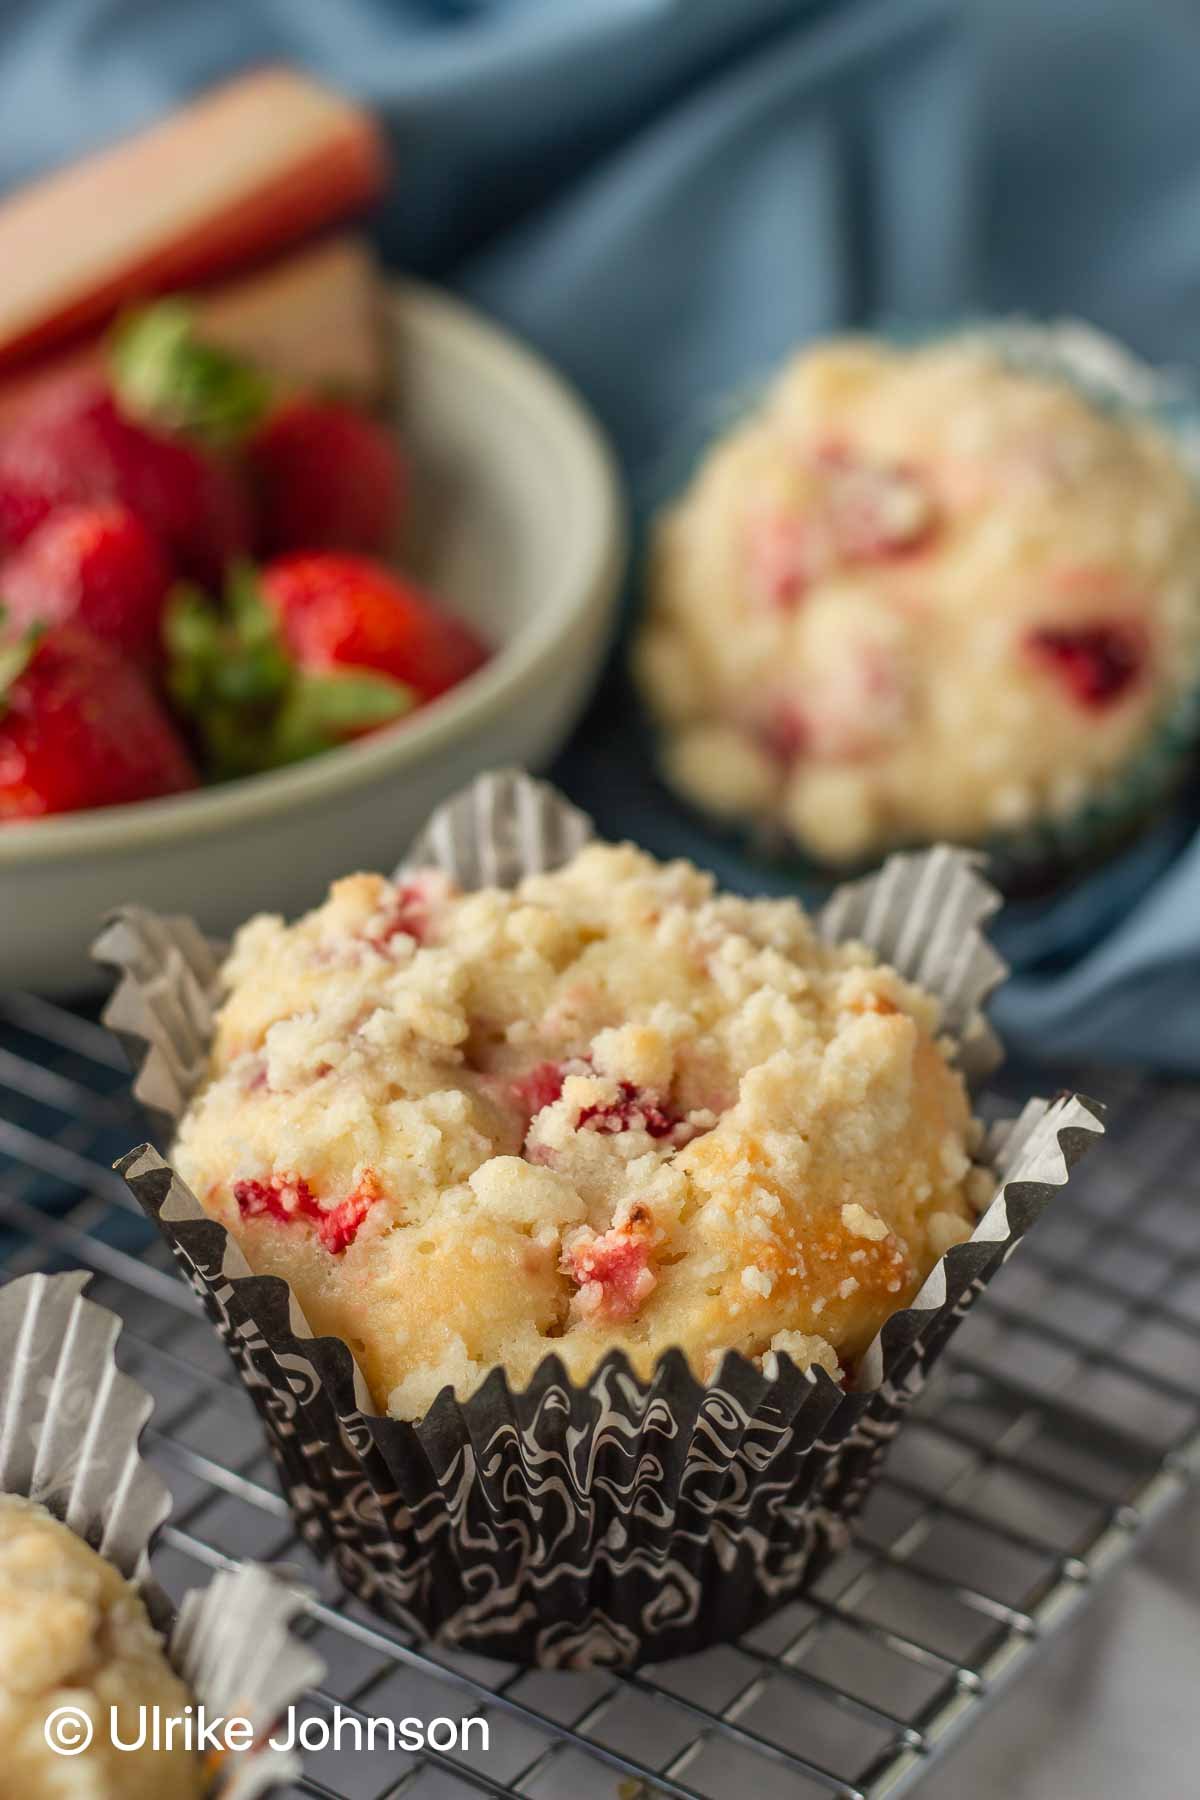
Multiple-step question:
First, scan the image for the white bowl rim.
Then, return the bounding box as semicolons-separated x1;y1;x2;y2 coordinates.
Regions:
0;279;626;868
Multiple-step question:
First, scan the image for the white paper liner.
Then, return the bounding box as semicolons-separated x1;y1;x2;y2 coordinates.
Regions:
95;770;1103;1667
0;1272;323;1796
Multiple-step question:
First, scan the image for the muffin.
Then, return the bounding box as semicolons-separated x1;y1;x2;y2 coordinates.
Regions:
172;842;989;1420
0;1271;323;1792
0;1496;204;1799
107;770;1100;1666
636;332;1200;866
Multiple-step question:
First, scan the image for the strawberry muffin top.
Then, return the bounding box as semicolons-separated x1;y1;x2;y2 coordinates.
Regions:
173;842;988;1419
635;335;1200;863
0;1496;203;1798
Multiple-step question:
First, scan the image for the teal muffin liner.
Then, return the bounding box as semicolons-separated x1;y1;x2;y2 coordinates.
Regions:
636;317;1200;893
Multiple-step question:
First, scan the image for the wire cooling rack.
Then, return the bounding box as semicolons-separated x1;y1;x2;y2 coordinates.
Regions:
1;990;1198;1800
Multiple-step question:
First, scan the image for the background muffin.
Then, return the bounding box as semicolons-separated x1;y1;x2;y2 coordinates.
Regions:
636;333;1200;866
173;840;986;1420
0;1495;204;1799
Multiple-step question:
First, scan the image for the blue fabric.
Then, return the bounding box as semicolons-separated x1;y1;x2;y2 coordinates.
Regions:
1;0;1198;1069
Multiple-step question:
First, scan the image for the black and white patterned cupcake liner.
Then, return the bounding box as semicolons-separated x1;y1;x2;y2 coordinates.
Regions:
96;770;1102;1668
0;1270;323;1796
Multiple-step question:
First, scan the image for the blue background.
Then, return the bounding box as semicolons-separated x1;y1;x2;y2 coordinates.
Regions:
2;0;1199;1068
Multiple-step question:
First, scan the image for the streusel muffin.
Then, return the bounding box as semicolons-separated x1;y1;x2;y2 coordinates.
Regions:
636;333;1200;864
0;1496;204;1799
173;842;987;1420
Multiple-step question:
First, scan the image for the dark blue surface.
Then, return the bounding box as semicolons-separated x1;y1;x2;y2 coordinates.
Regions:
1;0;1198;1068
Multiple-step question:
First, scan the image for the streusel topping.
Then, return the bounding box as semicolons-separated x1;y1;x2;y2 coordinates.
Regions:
174;843;986;1418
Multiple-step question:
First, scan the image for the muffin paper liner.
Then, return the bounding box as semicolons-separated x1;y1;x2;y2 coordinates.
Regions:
95;769;1103;1668
640;317;1200;893
0;1271;323;1796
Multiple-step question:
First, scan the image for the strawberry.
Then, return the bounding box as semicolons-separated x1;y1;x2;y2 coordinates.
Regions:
262;552;488;703
0;621;197;819
0;369;249;582
165;562;417;778
111;301;405;556
165;555;486;779
1;504;172;670
248;398;406;556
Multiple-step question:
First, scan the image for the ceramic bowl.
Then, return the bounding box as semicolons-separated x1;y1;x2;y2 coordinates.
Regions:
0;281;626;994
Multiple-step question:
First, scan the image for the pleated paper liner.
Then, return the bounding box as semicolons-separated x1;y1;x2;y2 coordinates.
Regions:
0;1271;323;1797
96;770;1103;1669
636;317;1200;896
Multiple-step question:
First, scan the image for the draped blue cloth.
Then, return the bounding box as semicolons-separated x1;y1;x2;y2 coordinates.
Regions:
2;0;1199;1068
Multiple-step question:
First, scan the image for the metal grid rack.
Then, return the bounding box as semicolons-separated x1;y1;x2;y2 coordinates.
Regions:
1;988;1198;1800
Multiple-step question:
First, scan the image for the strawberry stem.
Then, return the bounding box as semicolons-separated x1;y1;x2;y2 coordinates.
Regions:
110;301;275;447
0;613;45;714
165;565;413;778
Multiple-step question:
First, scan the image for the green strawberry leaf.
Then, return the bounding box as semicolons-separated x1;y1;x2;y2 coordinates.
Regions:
270;668;415;764
0;613;45;716
165;565;414;779
165;571;292;778
110;300;275;447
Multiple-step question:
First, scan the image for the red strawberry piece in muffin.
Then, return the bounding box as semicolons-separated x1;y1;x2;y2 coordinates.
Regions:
509;1059;571;1122
564;1224;656;1324
1026;620;1146;708
816;442;937;562
363;871;457;950
757;699;809;764
577;1081;683;1140
0;623;196;819
746;512;825;611
744;449;933;614
1;503;172;670
233;1170;381;1256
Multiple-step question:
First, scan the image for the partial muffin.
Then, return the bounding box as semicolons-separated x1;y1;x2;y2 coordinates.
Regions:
0;1496;204;1799
172;841;989;1420
635;333;1200;864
